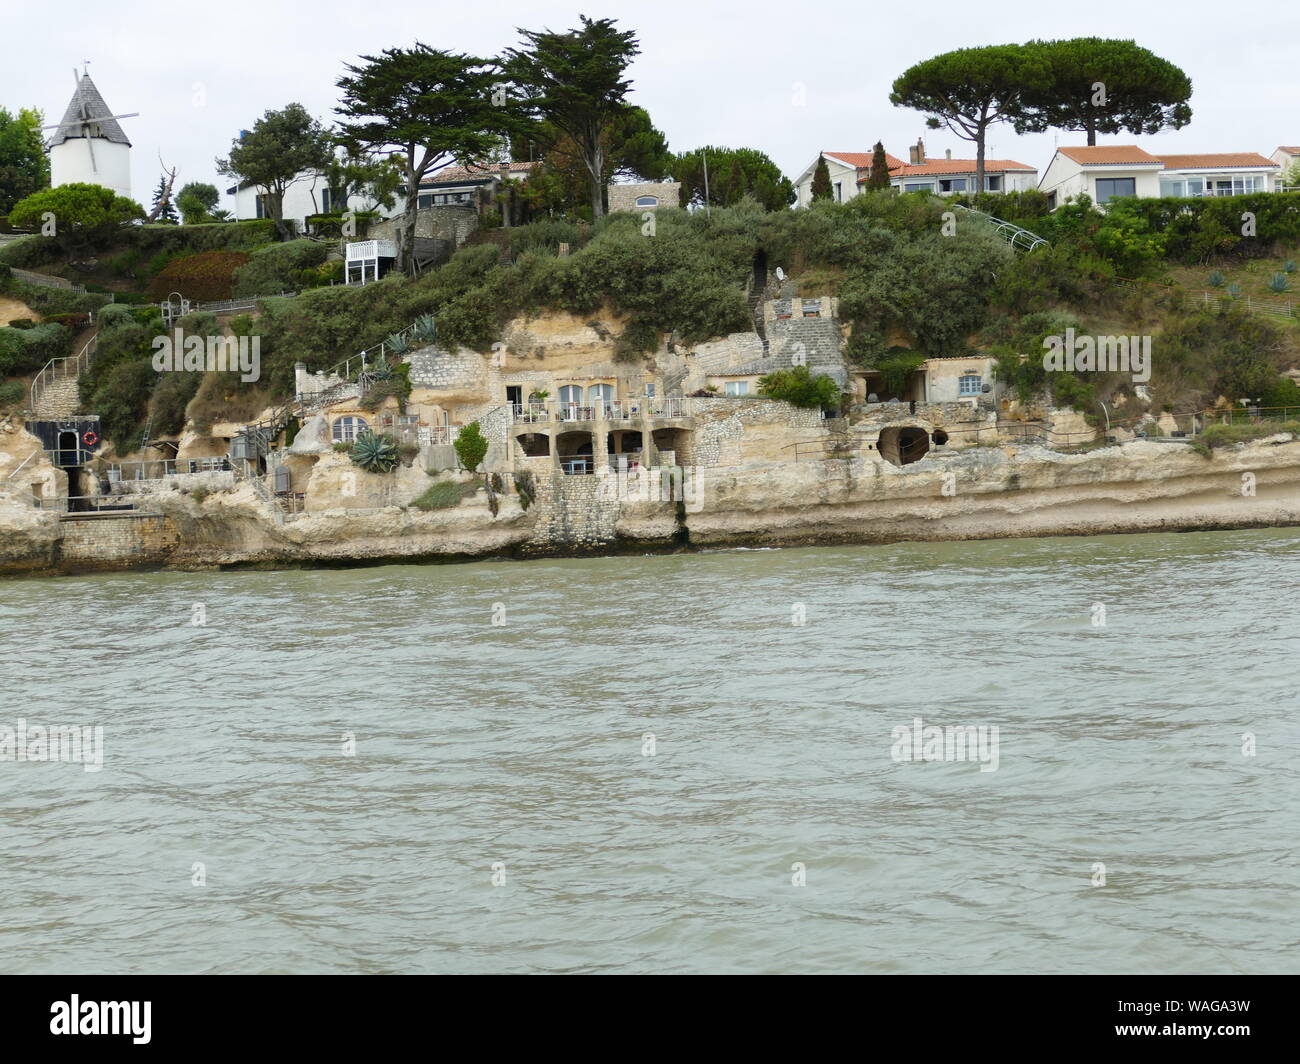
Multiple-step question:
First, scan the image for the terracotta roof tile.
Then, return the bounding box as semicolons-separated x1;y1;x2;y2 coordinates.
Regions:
890;158;1036;176
1158;152;1277;170
1057;145;1162;166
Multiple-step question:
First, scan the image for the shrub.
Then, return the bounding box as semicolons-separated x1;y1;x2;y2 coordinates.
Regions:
757;365;841;409
349;430;399;473
149;250;252;301
454;421;489;472
0;379;23;407
1208;270;1225;287
410;479;477;510
0;322;70;376
8;318;33;329
231;239;328;297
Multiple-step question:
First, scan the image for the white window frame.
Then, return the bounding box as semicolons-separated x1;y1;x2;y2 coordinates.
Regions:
724;380;750;397
332;416;369;442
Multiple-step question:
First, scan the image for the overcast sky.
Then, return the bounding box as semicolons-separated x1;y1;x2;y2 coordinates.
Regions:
8;0;1298;207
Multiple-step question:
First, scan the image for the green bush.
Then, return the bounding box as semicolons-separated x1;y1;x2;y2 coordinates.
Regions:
454;421;489;472
0;322;71;375
149;250;251;301
231;239;328;297
0;379;24;407
410;479;477;510
757;364;841;409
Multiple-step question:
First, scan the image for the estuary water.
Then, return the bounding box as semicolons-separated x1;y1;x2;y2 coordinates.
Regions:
2;529;1299;974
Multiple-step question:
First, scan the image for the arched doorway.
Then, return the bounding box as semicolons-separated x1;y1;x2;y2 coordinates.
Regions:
556;430;594;474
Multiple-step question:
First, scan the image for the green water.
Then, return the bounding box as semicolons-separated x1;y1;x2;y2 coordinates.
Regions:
2;528;1298;973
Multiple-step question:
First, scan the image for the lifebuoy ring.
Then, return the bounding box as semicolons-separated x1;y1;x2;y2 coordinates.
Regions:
82;430;98;447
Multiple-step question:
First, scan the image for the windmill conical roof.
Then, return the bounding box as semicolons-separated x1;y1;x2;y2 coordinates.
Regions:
48;74;131;148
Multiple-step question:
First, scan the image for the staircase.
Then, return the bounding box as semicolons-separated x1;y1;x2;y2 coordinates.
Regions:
29;331;98;418
950;204;1048;252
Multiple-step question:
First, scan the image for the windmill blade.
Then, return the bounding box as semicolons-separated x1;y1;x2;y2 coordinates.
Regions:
87;136;97;173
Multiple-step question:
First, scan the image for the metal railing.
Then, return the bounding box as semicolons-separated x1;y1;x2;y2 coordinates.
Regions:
29;331;98;412
1113;276;1299;321
99;457;232;481
8;267;86;293
510;397;693;424
950;204;1049;252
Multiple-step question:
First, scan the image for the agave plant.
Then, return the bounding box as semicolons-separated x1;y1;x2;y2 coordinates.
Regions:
1208;270;1225;287
369;360;394;382
1269;273;1291;293
349;431;399;473
412;314;437;345
1226;283;1242;299
385;332;411;357
1286;260;1297;274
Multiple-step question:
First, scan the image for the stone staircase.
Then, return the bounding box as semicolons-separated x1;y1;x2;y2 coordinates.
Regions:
32;376;81;418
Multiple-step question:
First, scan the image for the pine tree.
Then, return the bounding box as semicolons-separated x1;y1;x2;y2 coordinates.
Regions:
810;156;832;201
151;176;177;223
868;142;891;190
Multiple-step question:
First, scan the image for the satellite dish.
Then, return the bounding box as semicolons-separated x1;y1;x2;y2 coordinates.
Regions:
775;267;785;282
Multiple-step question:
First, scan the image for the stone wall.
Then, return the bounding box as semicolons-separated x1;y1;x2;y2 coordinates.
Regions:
57;514;179;570
368;205;478;247
528;472;621;548
690;397;827;466
607;181;681;212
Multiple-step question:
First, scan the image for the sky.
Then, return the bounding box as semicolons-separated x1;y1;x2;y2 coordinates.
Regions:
6;0;1299;208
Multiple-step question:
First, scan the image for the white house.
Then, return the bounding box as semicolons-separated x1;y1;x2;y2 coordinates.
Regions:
1039;145;1281;209
226;158;536;230
793;151;902;206
1270;146;1300;185
880;140;1036;195
47;73;133;202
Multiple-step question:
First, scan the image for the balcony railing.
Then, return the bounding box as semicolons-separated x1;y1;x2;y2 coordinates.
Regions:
510;397;692;424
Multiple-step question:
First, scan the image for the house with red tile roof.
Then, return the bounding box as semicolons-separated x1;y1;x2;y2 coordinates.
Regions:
794;142;1036;205
1270;147;1300;184
874;140;1037;196
1039;146;1280;209
792;150;905;206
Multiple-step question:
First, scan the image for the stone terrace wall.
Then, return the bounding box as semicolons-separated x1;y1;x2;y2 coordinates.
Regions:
528;472;620;548
57;514;179;571
690;398;827;466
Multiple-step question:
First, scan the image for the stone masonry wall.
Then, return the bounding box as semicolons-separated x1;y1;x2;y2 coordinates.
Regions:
57;514;179;570
529;472;620;548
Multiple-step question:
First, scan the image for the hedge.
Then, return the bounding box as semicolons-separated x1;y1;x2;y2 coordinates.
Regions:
0;322;71;376
149;250;251;301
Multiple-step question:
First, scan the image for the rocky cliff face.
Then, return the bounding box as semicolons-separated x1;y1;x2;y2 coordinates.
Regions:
6;436;1300;576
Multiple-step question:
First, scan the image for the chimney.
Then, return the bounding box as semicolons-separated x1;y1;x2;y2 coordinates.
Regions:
908;143;918;165
916;138;925;164
945;149;952;160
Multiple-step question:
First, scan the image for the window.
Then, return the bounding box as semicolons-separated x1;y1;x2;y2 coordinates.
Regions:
1046;191;1057;211
587;383;613;403
332;416;369;442
939;177;967;193
724;381;750;397
1160;179;1184;198
958;373;982;396
834;182;842;202
635;196;658;207
1094;177;1136;204
904;182;935;193
645;382;655;398
984;175;1002;192
320;187;334;214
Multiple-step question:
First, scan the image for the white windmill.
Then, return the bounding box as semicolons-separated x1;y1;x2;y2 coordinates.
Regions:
44;65;138;201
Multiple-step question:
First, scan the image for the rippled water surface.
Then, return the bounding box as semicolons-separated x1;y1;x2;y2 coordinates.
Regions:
2;529;1299;973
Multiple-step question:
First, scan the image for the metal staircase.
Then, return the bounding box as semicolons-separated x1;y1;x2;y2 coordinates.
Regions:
950;204;1049;252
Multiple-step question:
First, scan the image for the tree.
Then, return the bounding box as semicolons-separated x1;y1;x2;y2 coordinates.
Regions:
8;183;143;255
522;107;671;216
176;182;221;224
454;421;489;472
672;146;795;211
503;16;642;220
336;45;511;273
0;107;49;216
1015;39;1192;146
810;156;832;201
867;142;891;191
890;45;1048;194
321;150;401;218
151;175;178;223
217;103;333;240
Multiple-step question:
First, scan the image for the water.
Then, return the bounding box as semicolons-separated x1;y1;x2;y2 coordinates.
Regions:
2;529;1299;974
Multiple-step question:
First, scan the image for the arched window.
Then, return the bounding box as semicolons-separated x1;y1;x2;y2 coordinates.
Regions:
587;383;613;403
332;415;369;442
635;196;658;207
